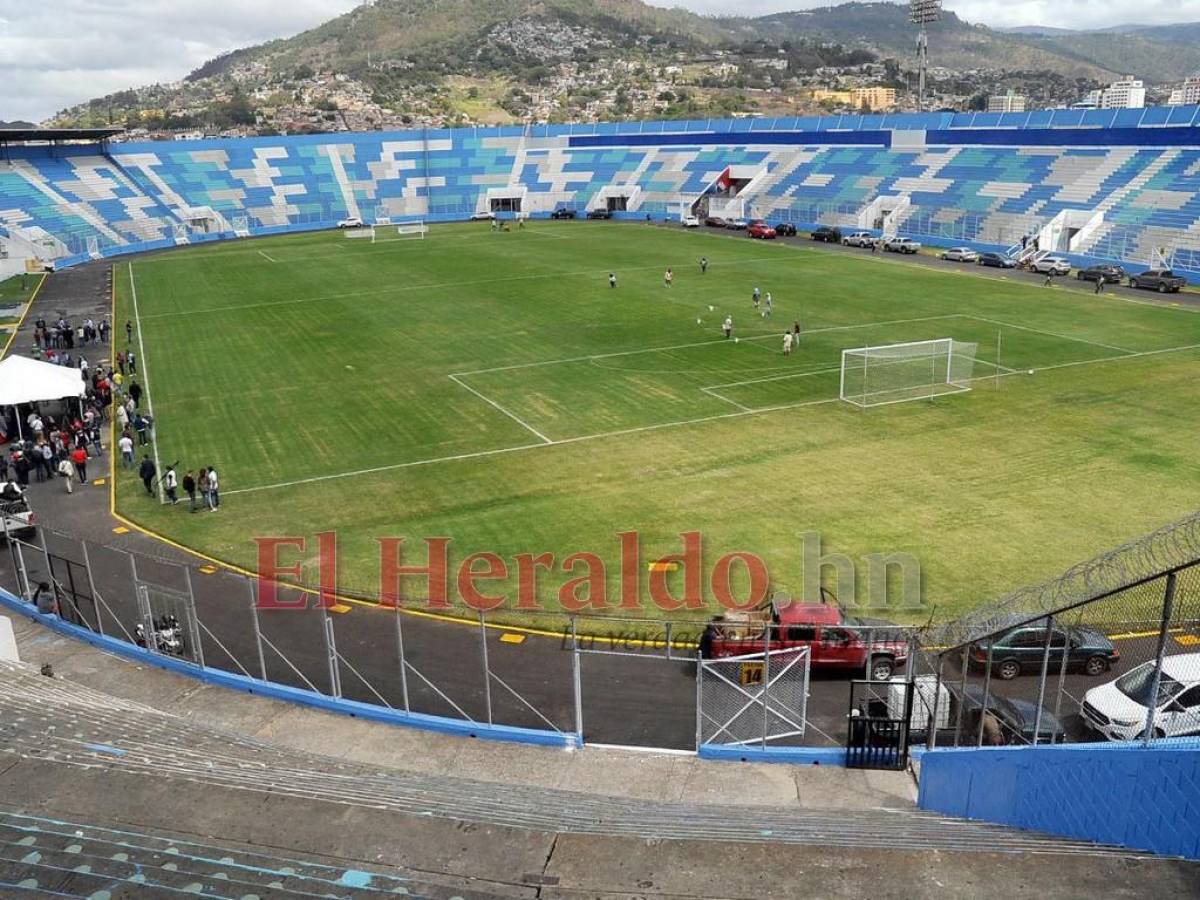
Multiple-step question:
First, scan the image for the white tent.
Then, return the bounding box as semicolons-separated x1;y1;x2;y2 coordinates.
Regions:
0;355;86;407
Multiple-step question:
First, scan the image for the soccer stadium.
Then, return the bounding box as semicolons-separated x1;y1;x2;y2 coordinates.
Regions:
3;18;1200;898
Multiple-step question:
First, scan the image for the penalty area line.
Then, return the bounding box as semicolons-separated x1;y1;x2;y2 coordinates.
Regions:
448;373;554;444
225;394;841;498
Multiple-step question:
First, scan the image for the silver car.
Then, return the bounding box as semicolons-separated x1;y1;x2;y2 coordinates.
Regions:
941;247;979;263
1032;256;1071;276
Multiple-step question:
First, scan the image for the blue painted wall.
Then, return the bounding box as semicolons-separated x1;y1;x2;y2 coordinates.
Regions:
919;743;1200;858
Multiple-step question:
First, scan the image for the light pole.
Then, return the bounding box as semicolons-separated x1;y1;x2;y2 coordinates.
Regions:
910;1;942;110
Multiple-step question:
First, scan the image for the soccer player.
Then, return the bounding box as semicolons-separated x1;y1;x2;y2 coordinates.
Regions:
723;316;733;340
700;257;708;275
783;332;793;355
763;292;773;318
664;268;673;288
793;320;802;345
752;287;761;310
609;272;617;289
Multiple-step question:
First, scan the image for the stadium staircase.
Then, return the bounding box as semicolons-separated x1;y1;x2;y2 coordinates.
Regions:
0;659;1142;862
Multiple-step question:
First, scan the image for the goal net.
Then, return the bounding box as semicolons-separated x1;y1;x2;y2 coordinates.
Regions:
840;339;978;408
393;221;427;240
344;226;376;241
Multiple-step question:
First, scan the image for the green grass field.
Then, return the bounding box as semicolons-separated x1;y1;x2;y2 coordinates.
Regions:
114;222;1200;624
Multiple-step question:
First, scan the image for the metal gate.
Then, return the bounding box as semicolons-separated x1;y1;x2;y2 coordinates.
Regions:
846;679;914;770
135;582;203;665
698;647;810;748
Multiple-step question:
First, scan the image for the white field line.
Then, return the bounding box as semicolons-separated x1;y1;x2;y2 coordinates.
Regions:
699;386;752;411
225;395;842;498
222;340;1200;499
447;373;553;444
128;263;165;505
258;250;277;263
965;314;1137;354
705;364;842;390
137;255;804;321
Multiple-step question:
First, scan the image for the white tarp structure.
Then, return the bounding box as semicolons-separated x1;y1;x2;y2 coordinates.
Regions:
0;355;86;407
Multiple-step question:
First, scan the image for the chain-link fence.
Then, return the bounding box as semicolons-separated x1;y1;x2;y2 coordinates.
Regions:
912;512;1200;751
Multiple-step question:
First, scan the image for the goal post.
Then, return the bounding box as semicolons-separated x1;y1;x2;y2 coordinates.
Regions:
344;225;376;242
840;339;978;408
393;220;427;240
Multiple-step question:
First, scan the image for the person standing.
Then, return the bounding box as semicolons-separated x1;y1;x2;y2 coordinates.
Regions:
763;292;773;318
116;402;129;434
183;471;197;512
664;268;673;288
1094;275;1105;295
139;455;156;496
206;467;220;511
164;467;178;505
57;457;75;494
125;320;133;343
752;286;761;310
783;331;793;355
722;316;733;340
699;257;708;275
70;445;88;485
793;320;802;346
116;350;126;377
128;380;143;409
118;433;135;468
198;467;210;510
134;413;149;446
608;272;617;289
127;351;137;375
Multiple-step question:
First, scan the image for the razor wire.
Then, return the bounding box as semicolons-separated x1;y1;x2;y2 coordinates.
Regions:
923;509;1200;651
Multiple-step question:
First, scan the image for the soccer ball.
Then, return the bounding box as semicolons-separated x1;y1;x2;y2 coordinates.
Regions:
697;318;702;325
734;337;739;344
708;305;714;311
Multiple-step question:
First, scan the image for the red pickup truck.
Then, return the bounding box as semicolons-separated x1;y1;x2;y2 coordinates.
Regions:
699;600;909;680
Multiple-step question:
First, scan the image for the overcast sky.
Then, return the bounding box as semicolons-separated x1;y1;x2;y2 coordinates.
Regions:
2;1;1197;124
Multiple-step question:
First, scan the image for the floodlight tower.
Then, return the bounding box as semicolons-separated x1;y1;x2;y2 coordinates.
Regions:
910;0;942;110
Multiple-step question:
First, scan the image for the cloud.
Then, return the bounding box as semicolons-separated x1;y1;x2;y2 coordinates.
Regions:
0;0;359;123
3;1;1199;123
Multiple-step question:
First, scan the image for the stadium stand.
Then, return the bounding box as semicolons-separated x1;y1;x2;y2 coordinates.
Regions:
3;108;1200;275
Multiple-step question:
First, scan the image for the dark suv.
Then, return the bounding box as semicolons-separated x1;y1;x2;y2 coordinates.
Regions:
968;618;1118;680
810;226;842;243
550;208;577;220
586;209;612;220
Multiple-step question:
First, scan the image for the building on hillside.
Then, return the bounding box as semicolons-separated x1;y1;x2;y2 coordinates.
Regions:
987;92;1026;113
811;88;853;107
1099;76;1146;109
850;87;897;111
1167;75;1200;107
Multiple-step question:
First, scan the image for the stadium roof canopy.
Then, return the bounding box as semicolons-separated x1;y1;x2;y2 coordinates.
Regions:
0;127;124;145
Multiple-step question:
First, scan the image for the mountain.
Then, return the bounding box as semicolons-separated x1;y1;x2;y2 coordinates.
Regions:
50;1;1200;130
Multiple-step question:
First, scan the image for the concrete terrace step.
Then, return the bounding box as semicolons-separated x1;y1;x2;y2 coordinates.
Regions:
0;662;1130;857
0;811;501;898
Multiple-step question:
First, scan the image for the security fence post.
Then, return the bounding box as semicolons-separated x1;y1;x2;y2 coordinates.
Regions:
183;565;205;670
1142;572;1178;746
1032;615;1054;745
394;602;411;713
571;617;583;740
79;542;105;637
761;622;772;750
976;640;995;747
246;578;268;681
1050;616;1072;743
953;644;969;747
322;605;342;699
479;611;494;726
928;652;945;750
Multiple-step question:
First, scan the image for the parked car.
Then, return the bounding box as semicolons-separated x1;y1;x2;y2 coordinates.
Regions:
1031;256;1071;276
860;681;1064;747
941;247;979;263
586;209;612;220
1082;653;1200;741
978;252;1017;269
704;216;728;229
841;231;875;248
747;221;777;239
1076;264;1125;284
810;226;843;244
469;211;495;221
0;482;34;539
681;214;701;228
967;617;1119;680
881;237;921;254
1129;269;1187;293
550;208;577;220
774;223;797;237
700;599;907;680
336;216;364;229
725;218;748;230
